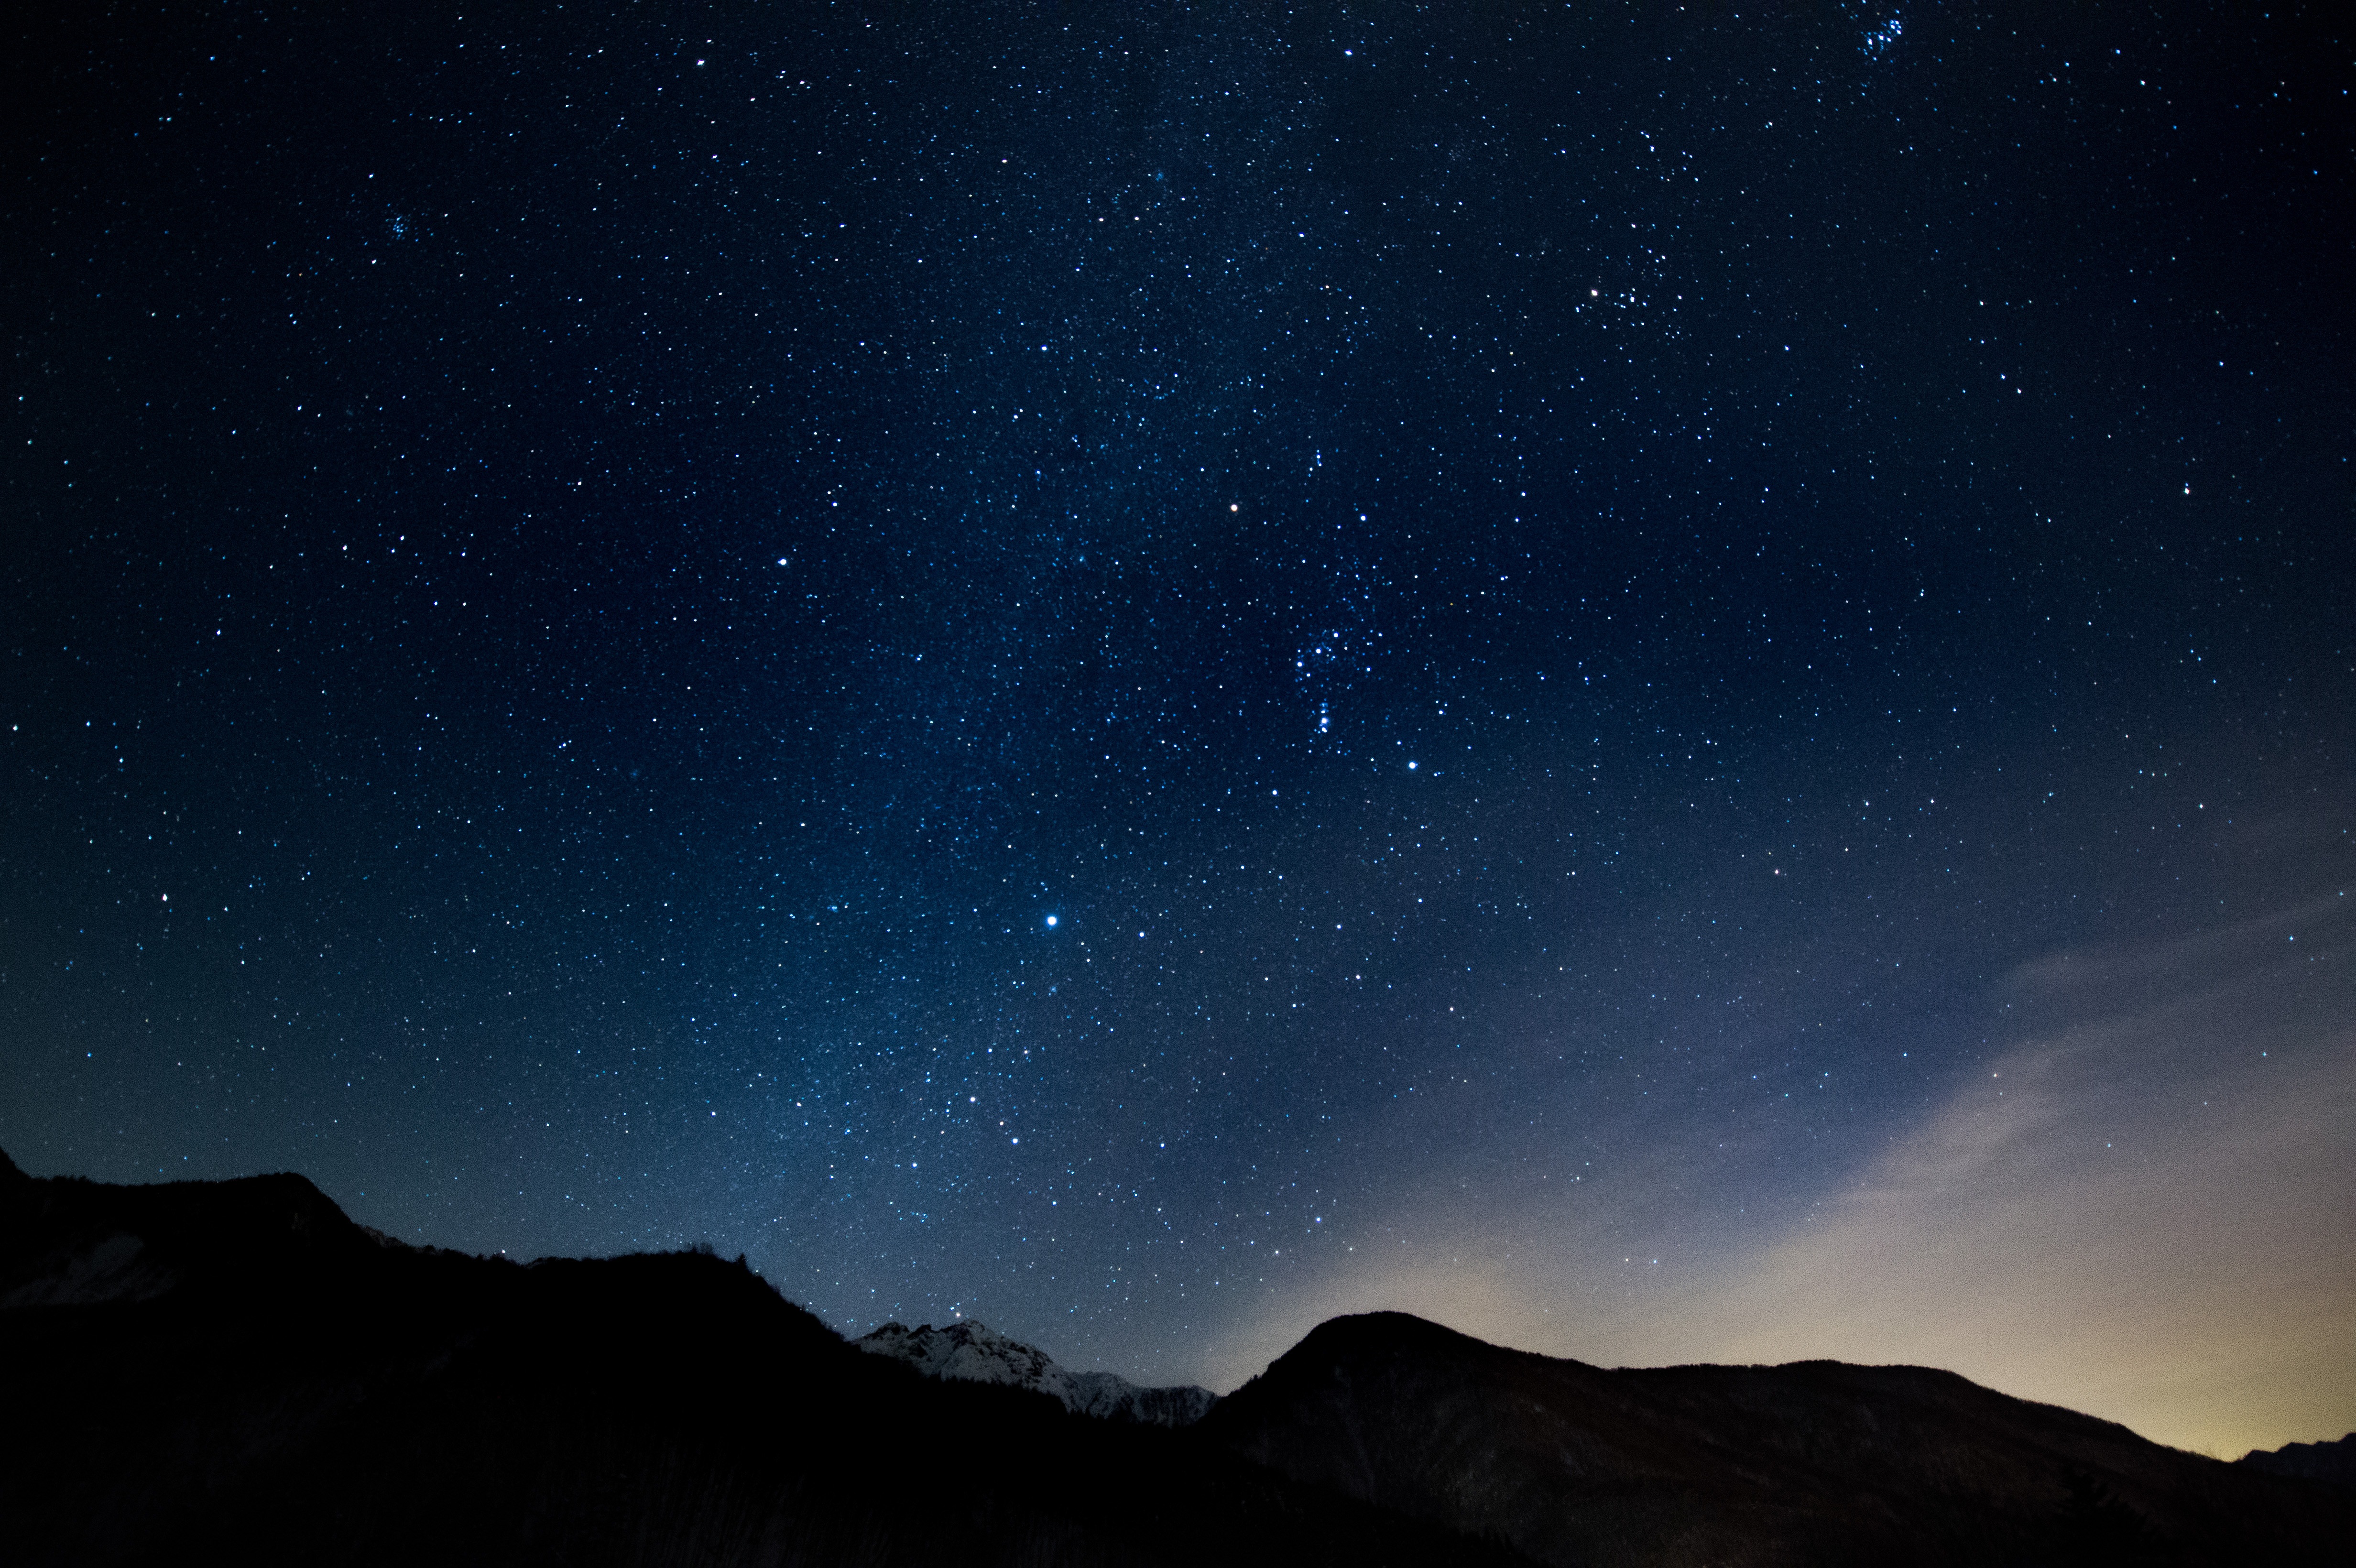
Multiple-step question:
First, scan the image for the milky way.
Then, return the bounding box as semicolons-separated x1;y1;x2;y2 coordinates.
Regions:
4;2;2348;1455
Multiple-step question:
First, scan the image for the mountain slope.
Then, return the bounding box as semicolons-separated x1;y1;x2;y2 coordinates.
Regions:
0;1150;1525;1568
2239;1432;2356;1487
0;1143;392;1307
1200;1310;2353;1568
10;1150;2348;1567
857;1318;1218;1425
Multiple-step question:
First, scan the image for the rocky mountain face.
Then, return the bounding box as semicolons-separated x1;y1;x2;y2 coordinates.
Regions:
1201;1310;2354;1568
857;1318;1218;1426
5;1148;2350;1567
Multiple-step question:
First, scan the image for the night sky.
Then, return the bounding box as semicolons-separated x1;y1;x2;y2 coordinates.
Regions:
5;2;2349;1456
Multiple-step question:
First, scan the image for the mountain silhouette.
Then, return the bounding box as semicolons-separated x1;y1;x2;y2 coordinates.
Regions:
0;1147;1523;1568
2239;1432;2356;1488
3;1150;2347;1566
1201;1310;2351;1566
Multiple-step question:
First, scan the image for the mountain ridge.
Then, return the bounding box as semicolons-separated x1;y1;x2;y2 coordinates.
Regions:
1203;1308;2351;1566
2239;1431;2356;1487
0;1149;1520;1568
4;1151;2348;1566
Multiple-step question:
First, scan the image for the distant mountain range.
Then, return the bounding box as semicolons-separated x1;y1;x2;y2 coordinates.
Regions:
2239;1431;2356;1488
4;1147;2349;1566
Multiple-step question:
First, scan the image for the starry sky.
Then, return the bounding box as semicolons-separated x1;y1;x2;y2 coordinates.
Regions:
4;2;2349;1456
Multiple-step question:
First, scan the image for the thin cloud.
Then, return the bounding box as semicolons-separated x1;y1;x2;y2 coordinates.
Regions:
1222;882;2354;1457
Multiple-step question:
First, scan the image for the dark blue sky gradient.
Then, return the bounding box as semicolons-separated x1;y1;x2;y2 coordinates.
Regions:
4;1;2348;1448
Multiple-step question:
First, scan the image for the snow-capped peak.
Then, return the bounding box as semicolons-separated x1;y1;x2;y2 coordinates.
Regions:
855;1319;1218;1426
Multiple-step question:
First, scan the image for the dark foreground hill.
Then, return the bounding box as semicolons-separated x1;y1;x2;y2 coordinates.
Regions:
1202;1311;2353;1567
0;1149;1523;1568
5;1151;2349;1567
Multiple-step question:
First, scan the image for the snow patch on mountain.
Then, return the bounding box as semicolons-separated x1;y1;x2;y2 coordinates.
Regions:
856;1319;1218;1426
0;1230;180;1308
